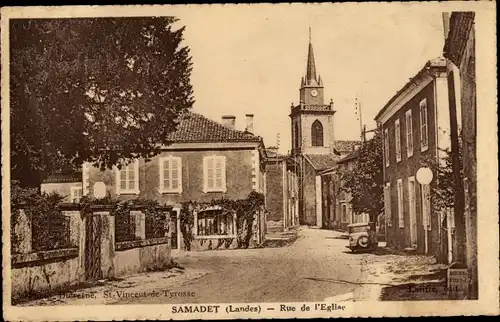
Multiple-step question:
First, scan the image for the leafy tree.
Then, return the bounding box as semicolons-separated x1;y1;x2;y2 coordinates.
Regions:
340;129;384;224
10;18;194;188
421;137;464;212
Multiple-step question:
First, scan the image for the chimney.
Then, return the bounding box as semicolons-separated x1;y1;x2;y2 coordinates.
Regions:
245;114;254;133
221;115;236;130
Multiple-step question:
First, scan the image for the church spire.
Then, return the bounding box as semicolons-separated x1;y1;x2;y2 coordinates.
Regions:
305;27;317;85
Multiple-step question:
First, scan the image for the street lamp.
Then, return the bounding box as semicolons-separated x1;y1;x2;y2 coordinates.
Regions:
416;167;433;254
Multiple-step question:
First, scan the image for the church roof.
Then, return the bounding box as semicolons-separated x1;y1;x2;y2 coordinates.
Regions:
165;112;262;144
306;41;317;85
333;140;362;154
303;154;338;171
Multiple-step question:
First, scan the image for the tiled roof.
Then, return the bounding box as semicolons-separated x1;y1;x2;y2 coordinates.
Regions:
42;172;82;183
338;148;360;164
304;154;338;171
333;140;361;153
165;112;262;143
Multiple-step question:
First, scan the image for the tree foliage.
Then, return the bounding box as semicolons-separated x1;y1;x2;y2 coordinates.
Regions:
340;129;384;222
421;137;464;212
10;18;194;187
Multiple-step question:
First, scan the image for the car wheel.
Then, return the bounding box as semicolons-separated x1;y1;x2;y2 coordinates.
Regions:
358;236;369;248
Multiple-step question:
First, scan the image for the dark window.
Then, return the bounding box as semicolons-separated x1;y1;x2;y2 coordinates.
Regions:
311;120;324;146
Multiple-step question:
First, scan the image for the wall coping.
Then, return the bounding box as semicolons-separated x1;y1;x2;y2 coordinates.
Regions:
89;204;115;211
116;237;170;251
56;203;82;211
12;247;78;267
156;205;174;211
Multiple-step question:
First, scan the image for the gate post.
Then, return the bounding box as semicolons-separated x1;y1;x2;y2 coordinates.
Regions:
90;205;116;280
57;203;86;283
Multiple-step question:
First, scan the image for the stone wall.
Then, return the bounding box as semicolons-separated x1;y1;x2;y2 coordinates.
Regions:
10;204;172;303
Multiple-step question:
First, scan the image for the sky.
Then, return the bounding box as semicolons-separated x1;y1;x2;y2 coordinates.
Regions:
173;4;446;153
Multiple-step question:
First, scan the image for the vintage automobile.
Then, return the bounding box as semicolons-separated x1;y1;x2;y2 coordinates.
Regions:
346;222;378;252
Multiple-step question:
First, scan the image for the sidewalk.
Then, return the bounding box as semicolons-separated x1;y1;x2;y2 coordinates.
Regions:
358;244;451;301
262;226;300;248
16;266;209;306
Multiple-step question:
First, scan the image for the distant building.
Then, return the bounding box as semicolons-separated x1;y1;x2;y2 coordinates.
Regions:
375;58;453;258
289;33;360;227
41;172;83;203
44;112;268;250
264;147;299;232
318;145;367;231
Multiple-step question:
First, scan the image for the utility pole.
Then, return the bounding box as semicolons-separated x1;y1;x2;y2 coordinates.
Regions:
355;97;364;143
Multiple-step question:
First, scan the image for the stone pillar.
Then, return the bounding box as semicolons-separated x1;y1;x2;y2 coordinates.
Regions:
12;207;32;254
90;205;116;280
131;208;146;240
57;203;85;282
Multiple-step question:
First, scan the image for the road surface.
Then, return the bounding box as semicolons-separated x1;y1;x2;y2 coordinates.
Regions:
19;227;381;306
114;227;371;304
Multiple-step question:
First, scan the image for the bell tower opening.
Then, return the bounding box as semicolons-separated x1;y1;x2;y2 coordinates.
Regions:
311;120;324;147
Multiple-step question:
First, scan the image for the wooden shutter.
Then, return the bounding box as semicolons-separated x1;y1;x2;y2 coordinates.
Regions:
422;184;431;230
171;158;179;189
384;184;392;226
215;157;223;189
395;119;401;162
128;163;136;190
120;167;127;191
163;159;171;189
406;110;413;156
397;179;404;228
420;99;428;148
206;157;214;190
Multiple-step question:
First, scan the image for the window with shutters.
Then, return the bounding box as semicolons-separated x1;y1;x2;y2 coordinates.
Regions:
311;120;324;147
384;183;392;227
115;159;140;195
395;119;401;162
159;156;182;193
384;128;390;167
203;155;227;193
420;98;429;151
406;109;414;157
70;186;83;203
397;179;404;228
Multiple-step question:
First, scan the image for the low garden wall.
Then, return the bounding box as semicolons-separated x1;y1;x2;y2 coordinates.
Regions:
115;237;171;276
10;201;173;303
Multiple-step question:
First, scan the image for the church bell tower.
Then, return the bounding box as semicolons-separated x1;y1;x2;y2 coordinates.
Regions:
290;29;336;156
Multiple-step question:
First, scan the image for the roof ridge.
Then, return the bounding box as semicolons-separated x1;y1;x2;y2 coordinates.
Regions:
189;112;258;137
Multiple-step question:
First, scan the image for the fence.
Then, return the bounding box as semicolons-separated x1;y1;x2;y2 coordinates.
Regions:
10;203;175;303
115;212;136;242
145;209;169;239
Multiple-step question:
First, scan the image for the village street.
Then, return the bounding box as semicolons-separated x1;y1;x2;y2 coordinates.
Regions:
117;227;374;304
18;227;449;307
19;228;388;306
